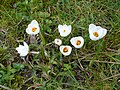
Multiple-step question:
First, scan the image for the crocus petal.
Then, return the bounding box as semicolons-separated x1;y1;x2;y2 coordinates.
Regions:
16;42;29;57
54;38;62;46
103;29;107;37
70;36;84;48
26;28;31;34
58;25;63;32
31;20;39;26
99;28;107;39
60;45;72;56
89;24;96;34
26;20;40;35
63;24;68;29
68;25;72;31
89;24;107;41
30;25;40;35
59;31;68;37
16;45;24;53
58;24;72;37
20;51;28;56
90;35;99;41
23;42;29;51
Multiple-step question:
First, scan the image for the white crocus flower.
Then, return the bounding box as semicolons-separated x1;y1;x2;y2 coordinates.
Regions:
58;24;71;37
16;42;29;57
60;45;72;56
54;38;62;46
89;24;107;41
26;20;40;35
70;36;84;48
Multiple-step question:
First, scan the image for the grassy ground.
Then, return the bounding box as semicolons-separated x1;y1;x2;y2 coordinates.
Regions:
0;0;120;90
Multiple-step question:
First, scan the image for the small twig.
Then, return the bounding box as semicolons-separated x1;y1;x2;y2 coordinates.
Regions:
27;84;42;90
107;48;120;53
15;17;24;27
23;76;33;84
80;53;96;60
22;56;34;68
82;60;120;65
28;60;34;68
44;32;53;36
103;73;120;81
71;18;77;24
61;83;86;90
48;6;51;13
80;52;120;60
0;85;13;90
75;49;84;70
45;41;54;46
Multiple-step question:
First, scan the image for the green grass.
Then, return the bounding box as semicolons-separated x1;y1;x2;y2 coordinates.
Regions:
0;0;120;90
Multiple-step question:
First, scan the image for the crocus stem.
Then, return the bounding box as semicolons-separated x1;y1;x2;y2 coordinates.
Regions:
30;35;36;44
21;57;26;63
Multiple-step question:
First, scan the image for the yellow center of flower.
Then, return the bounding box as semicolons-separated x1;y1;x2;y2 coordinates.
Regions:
32;27;37;32
63;47;68;53
93;32;99;37
63;30;66;32
76;40;81;45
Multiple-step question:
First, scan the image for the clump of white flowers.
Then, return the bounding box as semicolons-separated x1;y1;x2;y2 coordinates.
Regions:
16;20;107;57
56;24;85;56
56;24;107;56
16;20;40;57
